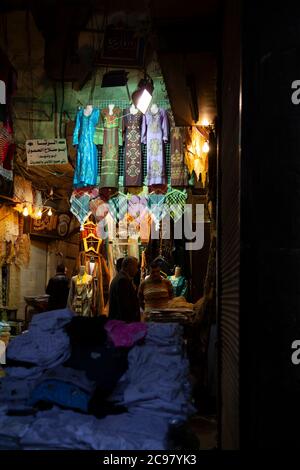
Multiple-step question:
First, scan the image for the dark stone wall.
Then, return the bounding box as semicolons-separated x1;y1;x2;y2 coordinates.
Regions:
240;1;300;447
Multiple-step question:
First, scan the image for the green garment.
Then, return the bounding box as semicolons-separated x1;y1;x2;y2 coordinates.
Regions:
96;107;123;189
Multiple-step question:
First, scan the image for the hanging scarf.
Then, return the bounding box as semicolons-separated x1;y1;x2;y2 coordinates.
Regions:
164;189;187;222
70;193;91;226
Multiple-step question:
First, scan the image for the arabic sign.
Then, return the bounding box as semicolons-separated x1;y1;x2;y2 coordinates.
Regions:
25;139;68;166
30;213;71;239
97;29;145;67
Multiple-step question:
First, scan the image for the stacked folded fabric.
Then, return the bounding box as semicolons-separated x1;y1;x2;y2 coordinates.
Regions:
6;309;73;370
145;310;193;323
111;323;196;423
0;314;195;450
0;415;35;450
19;407;169;450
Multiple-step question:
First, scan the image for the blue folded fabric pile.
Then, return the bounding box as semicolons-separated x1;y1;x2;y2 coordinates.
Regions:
6;309;73;370
111;323;196;423
0;312;195;450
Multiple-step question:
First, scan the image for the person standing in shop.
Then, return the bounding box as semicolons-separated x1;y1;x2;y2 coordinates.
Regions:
109;256;140;322
46;263;70;311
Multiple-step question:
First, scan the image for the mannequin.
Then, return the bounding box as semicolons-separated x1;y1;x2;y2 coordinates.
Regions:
141;103;168;185
108;103;115;115
72;105;99;187
84;104;93;116
98;103;122;188
150;103;159;114
68;265;93;316
130;103;139;115
168;266;188;298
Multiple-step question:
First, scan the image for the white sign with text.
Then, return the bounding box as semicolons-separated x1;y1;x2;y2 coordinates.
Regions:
26;138;68;166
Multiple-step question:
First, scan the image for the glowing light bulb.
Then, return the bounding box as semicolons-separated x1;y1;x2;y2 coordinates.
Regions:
47;208;53;216
202;118;210;126
23;206;29;217
37;209;42;218
203;142;210;153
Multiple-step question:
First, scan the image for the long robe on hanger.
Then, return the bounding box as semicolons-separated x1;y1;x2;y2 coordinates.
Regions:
98;107;122;189
123;108;143;187
72;107;99;188
184;126;209;185
167;109;188;187
141;108;169;186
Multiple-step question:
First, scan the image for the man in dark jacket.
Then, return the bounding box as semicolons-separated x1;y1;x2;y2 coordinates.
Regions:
108;256;140;322
46;264;69;311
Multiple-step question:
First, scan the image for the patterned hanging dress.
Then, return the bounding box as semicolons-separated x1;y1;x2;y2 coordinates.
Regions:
141;107;169;186
123;108;143;187
167;109;189;187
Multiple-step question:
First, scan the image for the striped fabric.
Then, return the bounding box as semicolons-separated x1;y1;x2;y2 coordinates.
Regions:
140;278;173;313
70;194;91;225
164;189;187;222
108;194;128;222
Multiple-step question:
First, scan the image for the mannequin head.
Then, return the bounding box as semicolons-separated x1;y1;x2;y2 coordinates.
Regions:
130;103;138;115
108;103;115;114
174;266;182;278
84;104;93;116
79;265;86;276
150;103;158;114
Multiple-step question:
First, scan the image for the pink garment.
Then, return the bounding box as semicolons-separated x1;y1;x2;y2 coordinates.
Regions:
105;320;148;348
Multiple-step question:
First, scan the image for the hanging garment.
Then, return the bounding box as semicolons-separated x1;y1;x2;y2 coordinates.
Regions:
106;240;116;284
147;193;167;228
68;273;93;316
127;194;149;241
70;193;91;226
167;275;188;298
0;122;13;163
81;253;110;316
108;193;128;223
89;197;109;223
167;110;188;187
98;107;122;189
184;126;209;185
141;108;169;186
123;108;143;187
164;189;187;222
72;107;99;188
